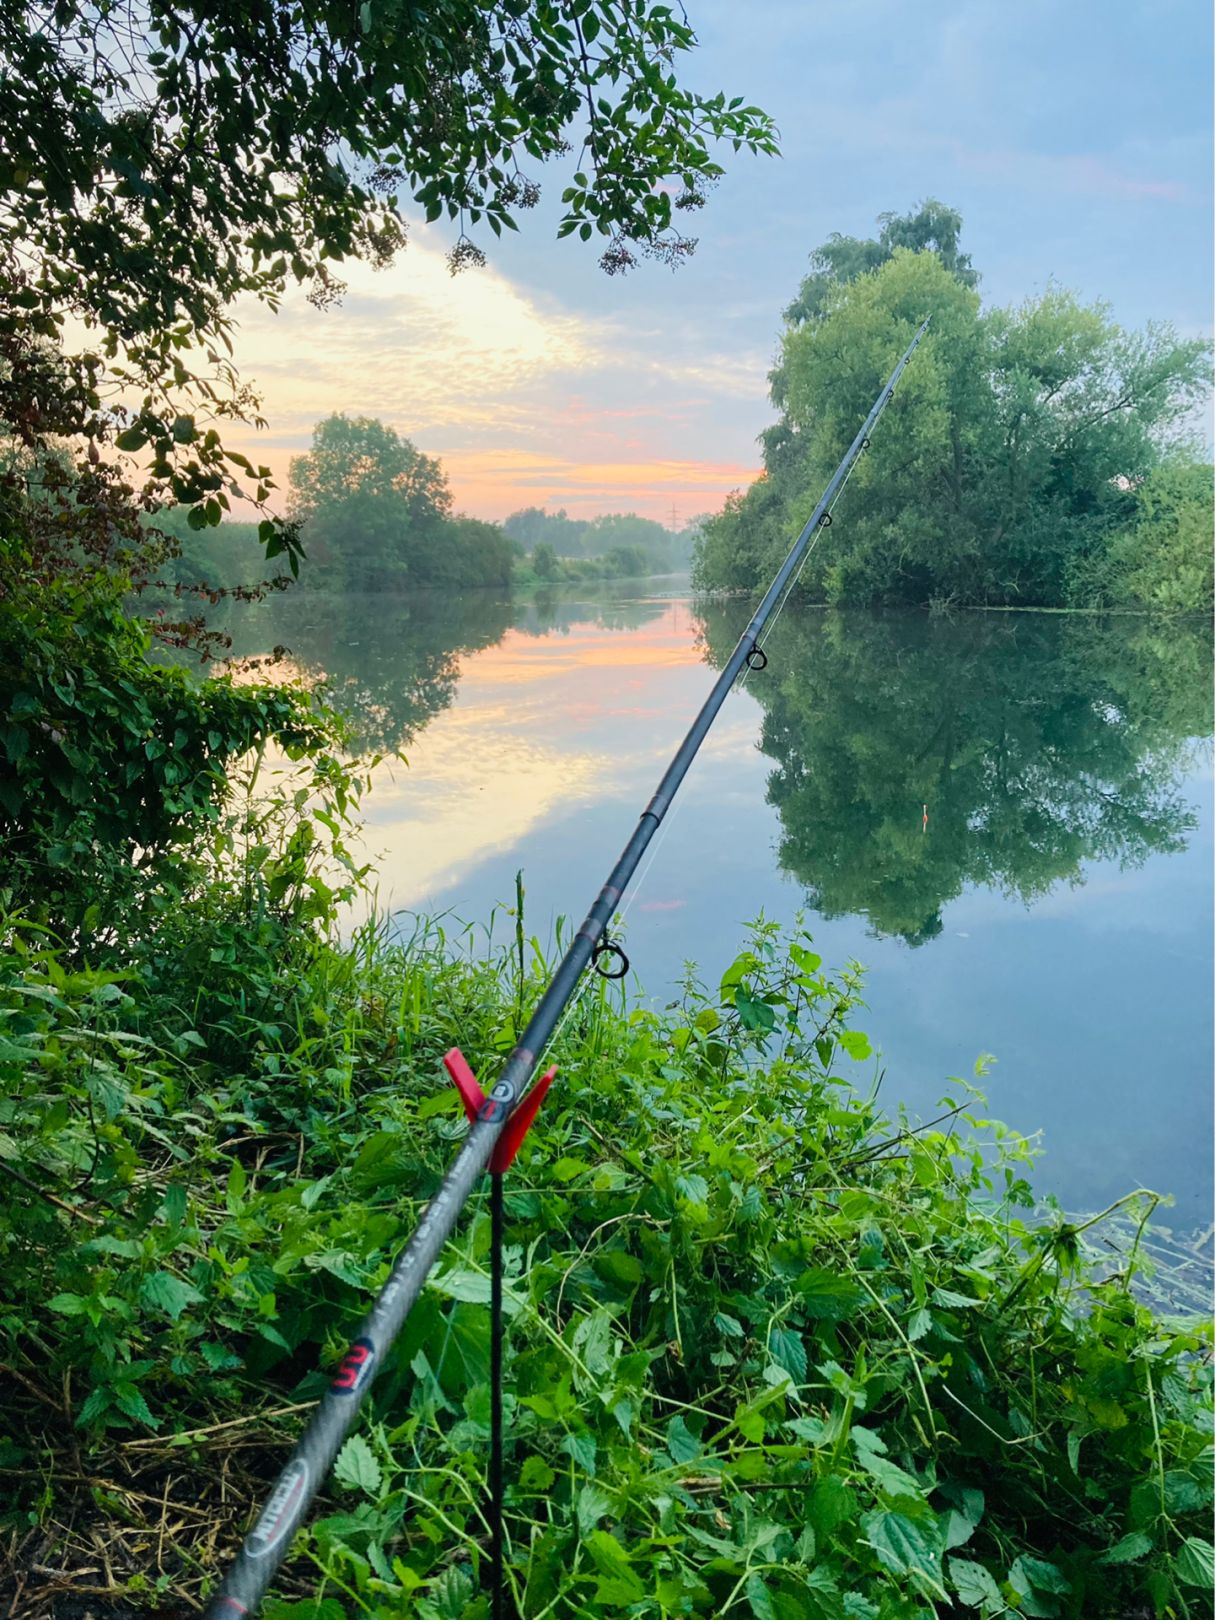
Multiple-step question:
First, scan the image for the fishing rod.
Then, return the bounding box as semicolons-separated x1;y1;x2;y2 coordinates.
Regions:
204;316;930;1619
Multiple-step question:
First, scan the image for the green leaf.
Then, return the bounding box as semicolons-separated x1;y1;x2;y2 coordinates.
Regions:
595;1248;643;1285
1014;1555;1070;1595
1176;1537;1215;1590
140;1271;204;1320
115;1383;159;1428
858;1451;925;1504
735;1401;766;1443
931;1287;982;1310
77;1387;112;1426
943;1509;976;1550
769;1325;807;1383
862;1508;943;1582
666;1413;701;1464
735;985;777;1032
796;1267;864;1320
577;1482;610;1534
676;1172;710;1207
519;1456;555;1491
1098;1532;1153;1565
745;1572;776;1620
948;1558;1002;1608
562;1430;596;1474
430;1266;492;1303
333;1434;382;1496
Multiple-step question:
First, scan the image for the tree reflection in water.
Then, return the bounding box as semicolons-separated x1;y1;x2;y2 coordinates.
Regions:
697;605;1212;945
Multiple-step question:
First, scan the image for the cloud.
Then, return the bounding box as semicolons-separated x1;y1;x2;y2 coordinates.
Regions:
224;219;768;522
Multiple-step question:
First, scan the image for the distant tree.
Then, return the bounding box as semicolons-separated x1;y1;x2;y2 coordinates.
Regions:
288;415;516;592
442;517;514;591
503;508;550;548
288;415;451;591
290;416;450;525
586;512;674;568
504;507;591;556
0;1;776;557
531;542;560;581
603;544;649;577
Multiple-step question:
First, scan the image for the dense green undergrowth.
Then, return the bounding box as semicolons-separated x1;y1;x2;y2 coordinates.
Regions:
1;553;1211;1618
2;892;1212;1618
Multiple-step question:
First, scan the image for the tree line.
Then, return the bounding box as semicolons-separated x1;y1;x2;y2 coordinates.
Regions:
694;201;1213;613
162;414;699;595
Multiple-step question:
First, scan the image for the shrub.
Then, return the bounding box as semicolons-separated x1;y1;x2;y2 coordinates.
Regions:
2;915;1210;1617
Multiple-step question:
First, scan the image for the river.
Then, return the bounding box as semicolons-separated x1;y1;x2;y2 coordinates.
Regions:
216;582;1213;1242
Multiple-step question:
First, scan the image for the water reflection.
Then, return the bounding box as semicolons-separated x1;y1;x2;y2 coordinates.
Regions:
217;583;673;752
203;585;1211;1216
698;606;1213;945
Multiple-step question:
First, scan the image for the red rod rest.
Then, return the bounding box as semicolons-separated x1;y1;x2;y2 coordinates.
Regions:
443;1047;556;1175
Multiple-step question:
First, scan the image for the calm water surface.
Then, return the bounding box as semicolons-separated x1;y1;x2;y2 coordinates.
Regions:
220;584;1213;1228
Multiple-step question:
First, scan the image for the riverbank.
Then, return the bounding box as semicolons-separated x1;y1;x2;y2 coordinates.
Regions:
3;885;1212;1616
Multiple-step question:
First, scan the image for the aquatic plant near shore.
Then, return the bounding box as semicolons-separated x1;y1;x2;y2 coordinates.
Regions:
1;907;1210;1618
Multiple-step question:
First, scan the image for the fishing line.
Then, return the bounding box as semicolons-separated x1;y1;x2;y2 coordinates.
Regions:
618;430;869;931
203;317;930;1620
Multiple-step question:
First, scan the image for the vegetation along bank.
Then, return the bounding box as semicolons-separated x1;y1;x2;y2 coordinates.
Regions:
0;0;1211;1611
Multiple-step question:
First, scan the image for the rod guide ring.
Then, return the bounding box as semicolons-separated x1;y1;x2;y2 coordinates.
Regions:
745;643;768;672
592;940;630;980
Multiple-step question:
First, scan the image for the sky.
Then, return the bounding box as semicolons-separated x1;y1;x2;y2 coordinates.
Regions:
227;0;1213;526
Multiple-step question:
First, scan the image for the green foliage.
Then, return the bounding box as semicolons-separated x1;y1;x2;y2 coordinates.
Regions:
3;902;1211;1615
531;540;561;582
0;564;357;930
696;206;1212;609
0;0;775;536
505;506;698;571
698;604;1212;944
287;415;514;593
148;510;293;594
1068;459;1215;615
775;198;978;385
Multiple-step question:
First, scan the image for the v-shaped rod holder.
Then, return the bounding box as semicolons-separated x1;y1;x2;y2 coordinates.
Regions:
443;1047;556;1175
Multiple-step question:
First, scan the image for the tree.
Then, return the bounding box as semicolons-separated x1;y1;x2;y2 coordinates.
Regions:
773;199;977;400
288;415;515;592
586;511;675;569
504;506;591;556
696;207;1212;608
288;415;452;591
1068;458;1214;615
0;0;776;554
531;542;560;581
603;543;648;577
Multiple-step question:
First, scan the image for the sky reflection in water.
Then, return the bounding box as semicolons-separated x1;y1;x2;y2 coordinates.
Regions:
225;586;1213;1227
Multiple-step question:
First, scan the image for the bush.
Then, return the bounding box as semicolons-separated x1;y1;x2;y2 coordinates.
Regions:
2;910;1210;1617
1069;462;1214;615
0;560;356;932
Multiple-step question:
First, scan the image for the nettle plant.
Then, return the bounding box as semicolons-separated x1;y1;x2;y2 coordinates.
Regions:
271;927;1211;1619
5;908;1210;1617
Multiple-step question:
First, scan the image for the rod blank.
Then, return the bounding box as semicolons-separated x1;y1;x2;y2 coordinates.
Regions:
204;315;930;1619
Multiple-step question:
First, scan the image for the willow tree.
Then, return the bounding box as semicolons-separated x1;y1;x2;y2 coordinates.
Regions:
697;206;1211;608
